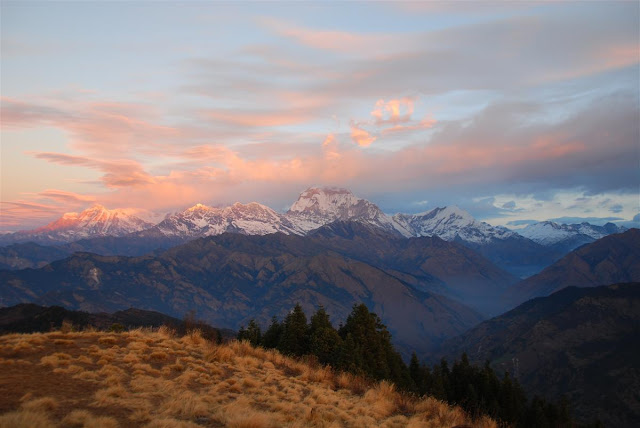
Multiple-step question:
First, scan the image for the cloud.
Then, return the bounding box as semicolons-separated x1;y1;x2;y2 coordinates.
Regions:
37;189;97;204
350;124;377;147
2;96;181;159
366;97;437;135
371;98;415;125
310;5;639;101
32;152;155;188
8;89;635;230
206;108;313;127
506;219;538;227
380;116;437;135
322;133;341;160
0;200;64;231
260;17;400;54
610;204;624;214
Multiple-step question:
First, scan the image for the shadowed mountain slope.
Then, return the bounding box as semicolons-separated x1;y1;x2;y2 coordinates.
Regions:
437;282;640;427
0;243;72;270
506;228;640;307
309;221;518;316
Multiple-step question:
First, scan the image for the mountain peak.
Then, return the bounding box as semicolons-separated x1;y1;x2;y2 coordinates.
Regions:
17;205;153;243
435;205;475;223
185;203;212;212
288;187;363;214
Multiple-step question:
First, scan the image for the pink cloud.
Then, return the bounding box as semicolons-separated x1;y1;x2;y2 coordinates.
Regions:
33;152;155;188
322;133;341;160
37;189;97;204
261;18;399;54
0;200;64;231
206;109;313;127
371;97;415;125
2;97;181;159
350;124;377;147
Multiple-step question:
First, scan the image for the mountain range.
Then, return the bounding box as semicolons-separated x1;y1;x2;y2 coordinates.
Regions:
1;187;628;278
0;228;504;356
518;220;628;254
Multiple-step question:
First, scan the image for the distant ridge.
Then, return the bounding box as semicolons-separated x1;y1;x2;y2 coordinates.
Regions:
506;228;640;306
518;220;627;254
0;303;234;340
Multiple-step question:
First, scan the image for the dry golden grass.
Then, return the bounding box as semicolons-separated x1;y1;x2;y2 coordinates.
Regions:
0;329;498;428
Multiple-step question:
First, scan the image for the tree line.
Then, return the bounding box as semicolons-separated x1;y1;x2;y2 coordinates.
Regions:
237;303;603;428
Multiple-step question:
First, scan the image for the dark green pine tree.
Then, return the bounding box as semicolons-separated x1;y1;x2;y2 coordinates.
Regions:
261;316;283;349
409;352;422;394
309;306;342;366
237;319;261;346
278;303;310;357
337;332;360;373
429;359;448;401
338;303;412;388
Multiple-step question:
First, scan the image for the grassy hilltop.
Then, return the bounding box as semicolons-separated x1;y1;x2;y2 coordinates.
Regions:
0;328;495;428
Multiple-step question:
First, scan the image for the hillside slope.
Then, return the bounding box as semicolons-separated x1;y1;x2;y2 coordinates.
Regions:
0;329;495;428
438;282;640;427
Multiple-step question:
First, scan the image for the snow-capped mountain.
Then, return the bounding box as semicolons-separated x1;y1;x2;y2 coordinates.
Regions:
391;206;559;278
1;205;153;245
392;206;516;244
0;188;563;277
285;187;399;234
518;221;627;250
153;202;300;238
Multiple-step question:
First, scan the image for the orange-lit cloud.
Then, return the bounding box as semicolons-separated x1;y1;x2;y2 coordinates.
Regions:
37;189;97;204
32;152;155;188
371;97;415;125
207;109;313;127
350;124;377;147
322;133;341;160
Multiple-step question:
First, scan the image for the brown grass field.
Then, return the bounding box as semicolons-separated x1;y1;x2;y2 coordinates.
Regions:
0;328;498;428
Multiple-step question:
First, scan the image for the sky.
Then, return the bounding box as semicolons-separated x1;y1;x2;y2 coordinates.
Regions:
1;1;639;232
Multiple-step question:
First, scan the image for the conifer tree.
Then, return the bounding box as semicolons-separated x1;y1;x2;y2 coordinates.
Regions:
409;352;422;393
261;316;283;349
278;303;309;356
237;319;261;346
309;306;342;366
